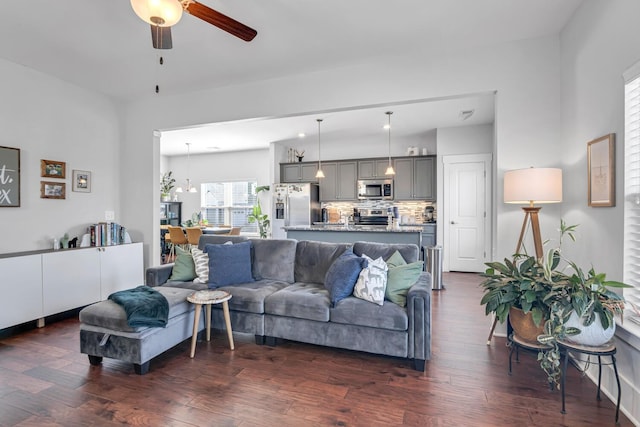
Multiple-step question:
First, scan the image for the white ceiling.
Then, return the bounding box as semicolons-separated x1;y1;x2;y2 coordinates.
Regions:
0;1;583;155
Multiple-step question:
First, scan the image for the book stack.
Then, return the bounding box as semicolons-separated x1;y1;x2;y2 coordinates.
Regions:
89;222;127;247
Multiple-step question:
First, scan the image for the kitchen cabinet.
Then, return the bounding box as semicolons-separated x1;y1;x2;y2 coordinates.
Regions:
0;243;144;329
281;162;319;183
357;159;390;179
394;156;436;201
319;161;357;201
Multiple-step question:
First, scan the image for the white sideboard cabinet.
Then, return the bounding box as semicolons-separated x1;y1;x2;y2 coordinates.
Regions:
0;242;143;330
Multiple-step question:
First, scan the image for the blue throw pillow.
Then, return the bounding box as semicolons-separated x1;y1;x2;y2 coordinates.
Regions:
324;249;368;306
204;241;254;287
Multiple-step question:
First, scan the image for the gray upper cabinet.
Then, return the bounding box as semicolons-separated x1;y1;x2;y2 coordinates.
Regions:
319;161;357;201
281;162;319;183
393;156;436;201
357;159;389;179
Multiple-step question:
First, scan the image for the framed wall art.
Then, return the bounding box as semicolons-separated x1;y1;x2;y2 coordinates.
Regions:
40;181;66;199
0;146;20;207
587;133;615;207
72;170;91;193
41;159;66;179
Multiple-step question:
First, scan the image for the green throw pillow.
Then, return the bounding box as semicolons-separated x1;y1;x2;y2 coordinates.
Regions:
169;246;197;281
385;250;423;307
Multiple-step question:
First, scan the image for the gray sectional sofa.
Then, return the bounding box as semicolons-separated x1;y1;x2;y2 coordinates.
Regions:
145;235;432;370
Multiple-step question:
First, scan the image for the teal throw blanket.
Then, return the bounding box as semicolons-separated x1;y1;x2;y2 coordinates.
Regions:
108;285;169;328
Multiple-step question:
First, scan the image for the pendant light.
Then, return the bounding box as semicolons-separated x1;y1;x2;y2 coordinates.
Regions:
385;111;396;175
175;142;197;193
315;119;325;179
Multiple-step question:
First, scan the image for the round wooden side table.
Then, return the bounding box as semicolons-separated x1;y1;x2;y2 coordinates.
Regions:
187;290;234;358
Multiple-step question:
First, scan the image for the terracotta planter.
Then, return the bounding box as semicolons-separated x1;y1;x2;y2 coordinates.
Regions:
509;307;545;344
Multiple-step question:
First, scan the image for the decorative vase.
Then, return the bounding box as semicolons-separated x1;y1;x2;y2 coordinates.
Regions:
509;307;545;344
161;194;170;202
563;311;615;346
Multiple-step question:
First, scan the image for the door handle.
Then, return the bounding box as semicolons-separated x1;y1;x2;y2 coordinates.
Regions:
450;221;457;224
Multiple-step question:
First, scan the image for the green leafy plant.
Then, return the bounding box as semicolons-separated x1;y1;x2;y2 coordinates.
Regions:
160;171;175;195
248;185;270;238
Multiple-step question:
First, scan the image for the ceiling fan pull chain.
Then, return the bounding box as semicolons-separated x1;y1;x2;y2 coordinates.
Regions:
155;54;164;94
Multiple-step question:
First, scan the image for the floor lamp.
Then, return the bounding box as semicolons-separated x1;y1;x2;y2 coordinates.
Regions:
486;167;562;344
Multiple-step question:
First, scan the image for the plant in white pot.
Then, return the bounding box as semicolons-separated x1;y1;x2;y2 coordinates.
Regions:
534;221;630;388
160;171;175;202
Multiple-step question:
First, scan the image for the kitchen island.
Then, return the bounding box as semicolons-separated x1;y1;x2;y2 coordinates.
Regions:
283;225;424;247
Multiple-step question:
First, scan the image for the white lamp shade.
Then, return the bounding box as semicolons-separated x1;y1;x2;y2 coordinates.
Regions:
130;0;183;26
504;167;562;204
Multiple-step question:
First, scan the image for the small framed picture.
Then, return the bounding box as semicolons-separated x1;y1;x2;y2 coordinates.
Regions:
587;133;615;207
40;181;66;199
72;170;91;193
41;159;66;179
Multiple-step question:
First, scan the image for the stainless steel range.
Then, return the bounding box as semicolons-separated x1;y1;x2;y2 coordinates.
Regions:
354;208;388;227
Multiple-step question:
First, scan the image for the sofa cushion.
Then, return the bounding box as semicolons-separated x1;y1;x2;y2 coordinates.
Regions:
216;280;290;314
330;296;408;331
250;238;297;283
79;286;194;333
264;282;330;322
198;234;248;250
205;241;254;287
385;251;424;307
168;246;197;282
295;241;352;284
352;255;388;305
324;249;367;306
191;247;210;283
353;241;419;263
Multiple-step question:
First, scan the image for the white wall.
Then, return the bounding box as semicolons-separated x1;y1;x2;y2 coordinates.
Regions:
560;0;640;423
0;58;120;253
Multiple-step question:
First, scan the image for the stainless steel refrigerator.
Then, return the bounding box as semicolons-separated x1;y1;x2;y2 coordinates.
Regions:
271;183;320;239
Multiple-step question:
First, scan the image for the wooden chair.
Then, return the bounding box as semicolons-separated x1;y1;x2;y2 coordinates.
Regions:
167;226;189;260
227;227;241;235
185;227;203;246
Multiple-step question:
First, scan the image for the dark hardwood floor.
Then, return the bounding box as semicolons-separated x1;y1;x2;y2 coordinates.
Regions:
0;272;632;426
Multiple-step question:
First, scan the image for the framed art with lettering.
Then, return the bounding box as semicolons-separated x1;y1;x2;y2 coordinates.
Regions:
0;146;20;207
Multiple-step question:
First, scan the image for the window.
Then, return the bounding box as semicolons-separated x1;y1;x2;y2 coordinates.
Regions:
201;181;258;234
623;66;640;324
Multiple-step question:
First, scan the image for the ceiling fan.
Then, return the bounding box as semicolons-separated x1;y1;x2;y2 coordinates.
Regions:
130;0;257;49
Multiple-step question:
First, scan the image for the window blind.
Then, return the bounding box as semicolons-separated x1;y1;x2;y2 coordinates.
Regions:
624;74;640;324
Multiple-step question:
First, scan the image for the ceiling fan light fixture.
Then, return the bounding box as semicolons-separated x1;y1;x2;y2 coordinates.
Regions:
131;0;183;27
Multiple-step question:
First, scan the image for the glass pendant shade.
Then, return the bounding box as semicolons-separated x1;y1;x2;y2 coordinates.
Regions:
315;118;325;179
130;0;183;26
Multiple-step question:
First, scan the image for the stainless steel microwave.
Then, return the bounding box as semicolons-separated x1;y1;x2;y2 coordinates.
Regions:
357;179;393;200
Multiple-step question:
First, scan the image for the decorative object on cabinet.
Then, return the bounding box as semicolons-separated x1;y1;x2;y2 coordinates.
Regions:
40;181;66;199
315;119;325;178
295;149;305;162
587;133;615;207
175;143;197;193
72;170;91;192
0;145;20;207
384;112;395;175
40;159;66;178
160;171;175;201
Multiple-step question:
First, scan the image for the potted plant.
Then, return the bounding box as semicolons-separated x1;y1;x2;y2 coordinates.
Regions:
160;171;175;202
247;185;270;238
481;220;631;388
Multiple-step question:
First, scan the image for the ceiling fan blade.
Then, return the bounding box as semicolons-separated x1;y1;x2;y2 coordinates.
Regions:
185;1;257;42
150;24;173;49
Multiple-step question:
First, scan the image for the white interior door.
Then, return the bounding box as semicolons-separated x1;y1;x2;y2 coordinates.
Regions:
443;154;492;272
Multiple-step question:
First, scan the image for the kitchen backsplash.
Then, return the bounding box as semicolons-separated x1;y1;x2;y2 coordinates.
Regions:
322;200;436;223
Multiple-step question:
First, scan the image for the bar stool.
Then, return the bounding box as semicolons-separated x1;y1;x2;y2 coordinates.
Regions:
185;227;203;247
227;227;241;235
558;339;621;424
167;226;189;260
